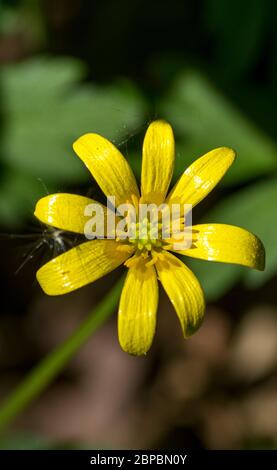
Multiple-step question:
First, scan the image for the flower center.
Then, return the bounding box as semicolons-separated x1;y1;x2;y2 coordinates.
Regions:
128;217;163;252
115;205;188;268
116;215;172;268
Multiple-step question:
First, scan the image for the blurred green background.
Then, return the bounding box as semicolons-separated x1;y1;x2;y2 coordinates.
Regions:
0;0;276;450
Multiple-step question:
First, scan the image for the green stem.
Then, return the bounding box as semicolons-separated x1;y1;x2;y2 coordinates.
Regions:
0;278;124;432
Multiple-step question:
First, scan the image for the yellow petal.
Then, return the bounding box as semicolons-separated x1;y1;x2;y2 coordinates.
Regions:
141;120;175;204
118;260;158;355
156;251;205;337
167;147;236;208
34;193;105;234
37;239;133;295
175;224;265;271
73;133;139;208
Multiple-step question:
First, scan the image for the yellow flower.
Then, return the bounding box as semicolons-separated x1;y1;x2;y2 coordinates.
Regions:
34;120;265;355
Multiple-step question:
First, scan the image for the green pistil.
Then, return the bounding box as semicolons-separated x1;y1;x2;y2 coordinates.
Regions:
128;218;163;252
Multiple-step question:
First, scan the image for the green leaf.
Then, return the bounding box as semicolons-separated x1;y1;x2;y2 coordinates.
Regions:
0;170;53;227
161;71;277;185
2;57;146;184
183;178;277;300
185;257;244;302
205;0;267;80
0;433;50;450
198;178;277;294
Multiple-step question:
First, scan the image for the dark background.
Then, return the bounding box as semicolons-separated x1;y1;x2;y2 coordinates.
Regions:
0;0;276;449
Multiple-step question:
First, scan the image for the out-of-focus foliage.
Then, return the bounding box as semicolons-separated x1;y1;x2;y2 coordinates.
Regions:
2;57;145;182
0;170;48;226
203;178;277;288
0;57;146;225
0;433;50;450
0;0;45;44
205;0;268;81
0;432;95;450
187;178;277;300
160;71;277;185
